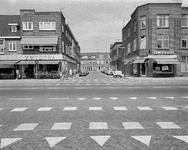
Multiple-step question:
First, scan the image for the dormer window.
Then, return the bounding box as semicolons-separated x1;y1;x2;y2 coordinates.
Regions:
8;23;18;33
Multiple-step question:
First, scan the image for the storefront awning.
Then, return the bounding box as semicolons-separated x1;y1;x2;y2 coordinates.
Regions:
20;36;58;46
0;65;13;68
133;58;146;64
17;61;36;65
0;61;18;64
38;61;59;64
154;59;180;64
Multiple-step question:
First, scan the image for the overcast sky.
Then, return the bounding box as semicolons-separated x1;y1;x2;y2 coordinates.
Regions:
1;0;188;53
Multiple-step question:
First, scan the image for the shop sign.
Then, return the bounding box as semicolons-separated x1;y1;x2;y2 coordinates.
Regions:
24;55;59;60
153;51;174;55
162;65;169;71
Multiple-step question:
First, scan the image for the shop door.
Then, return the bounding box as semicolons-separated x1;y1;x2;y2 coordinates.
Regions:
140;63;146;76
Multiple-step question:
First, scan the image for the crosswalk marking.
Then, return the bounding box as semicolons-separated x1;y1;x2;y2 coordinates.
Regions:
50;98;69;100
90;136;110;146
46;137;66;148
173;136;188;143
10;98;32;101
122;122;144;129
110;97;118;100
51;123;72;130
14;123;38;131
78;98;85;100
129;97;137;100
37;107;52;111
63;107;77;111
89;122;108;129
0;138;22;148
113;107;127;110
165;97;174;99
93;97;101;100
148;97;156;99
162;107;178;110
89;107;102;110
182;96;188;99
11;108;27;112
131;136;151;146
156;122;180;129
137;107;153;110
0;108;2;110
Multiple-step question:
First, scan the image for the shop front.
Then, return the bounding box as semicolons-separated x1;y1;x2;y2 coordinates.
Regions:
0;61;18;79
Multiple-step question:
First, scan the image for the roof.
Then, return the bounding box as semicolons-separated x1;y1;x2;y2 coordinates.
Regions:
0;15;21;36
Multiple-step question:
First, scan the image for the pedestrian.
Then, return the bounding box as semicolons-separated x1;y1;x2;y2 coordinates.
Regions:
16;68;19;79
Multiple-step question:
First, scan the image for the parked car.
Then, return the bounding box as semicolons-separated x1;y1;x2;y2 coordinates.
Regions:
79;70;89;77
113;71;123;78
106;70;113;75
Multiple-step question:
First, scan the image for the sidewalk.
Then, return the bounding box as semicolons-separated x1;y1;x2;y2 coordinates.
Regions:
124;76;188;81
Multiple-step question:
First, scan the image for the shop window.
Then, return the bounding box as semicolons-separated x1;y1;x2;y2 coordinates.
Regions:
23;45;33;49
157;35;169;49
157;15;169;28
181;14;188;27
39;46;56;52
140;16;146;29
181;35;188;48
9;41;16;51
153;64;173;73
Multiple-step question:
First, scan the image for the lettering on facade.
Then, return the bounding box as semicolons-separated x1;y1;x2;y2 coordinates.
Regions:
24;55;56;60
153;51;174;55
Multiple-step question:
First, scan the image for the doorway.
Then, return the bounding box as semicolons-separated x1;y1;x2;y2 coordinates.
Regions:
140;63;146;76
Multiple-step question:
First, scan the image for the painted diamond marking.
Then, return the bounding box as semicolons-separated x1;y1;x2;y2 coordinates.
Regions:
46;137;66;148
129;97;137;100
148;97;156;99
11;108;27;112
89;107;102;110
162;107;178;110
14;123;38;131
110;97;118;100
63;107;77;111
113;107;127;110
51;123;72;130
137;107;153;110
1;138;22;148
173;136;188;143
122;122;144;129
156;122;180;129
37;107;52;111
90;136;110;146
89;122;108;129
93;97;101;100
131;136;151;146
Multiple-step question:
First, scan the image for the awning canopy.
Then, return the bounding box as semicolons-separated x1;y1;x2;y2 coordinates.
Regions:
0;61;18;64
20;36;58;46
154;59;180;64
0;65;13;68
133;58;146;64
17;61;36;65
38;61;59;64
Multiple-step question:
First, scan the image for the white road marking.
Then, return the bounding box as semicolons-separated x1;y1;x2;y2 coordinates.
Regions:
165;97;174;99
93;97;101;100
10;98;32;101
0;125;2;127
113;107;127;110
22;88;38;90
63;107;77;111
89;107;102;110
173;136;188;143
56;84;60;86
90;136;110;146
110;97;118;100
131;136;151;146
46;137;66;148
48;87;59;89
78;98;85;100
89;122;108;129
0;108;2;110
14;123;38;131
122;122;144;129
182;96;188;99
0;138;22;148
156;122;180;129
162;107;178;110
11;108;27;112
137;107;153;110
148;97;156;99
129;97;137;100
51;123;72;130
50;98;69;100
37;107;52;111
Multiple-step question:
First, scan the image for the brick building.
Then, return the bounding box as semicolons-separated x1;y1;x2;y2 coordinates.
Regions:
81;52;110;72
110;42;124;71
122;3;188;77
0;9;80;79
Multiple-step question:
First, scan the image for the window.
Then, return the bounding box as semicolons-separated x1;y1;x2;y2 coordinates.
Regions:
157;15;169;28
182;15;188;27
9;41;16;51
153;64;173;73
133;21;137;33
39;46;56;52
140;16;146;29
133;39;137;51
127;43;130;54
62;41;64;53
157;35;169;49
127;27;130;38
39;22;56;30
0;39;5;54
22;22;33;30
140;35;146;49
62;24;64;33
182;35;188;48
100;60;104;64
11;26;17;32
23;45;33;49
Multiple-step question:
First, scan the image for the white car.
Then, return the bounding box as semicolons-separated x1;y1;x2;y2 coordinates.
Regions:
113;71;123;78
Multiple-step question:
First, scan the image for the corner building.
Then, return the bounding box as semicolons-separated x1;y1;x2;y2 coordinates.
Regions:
122;3;188;77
